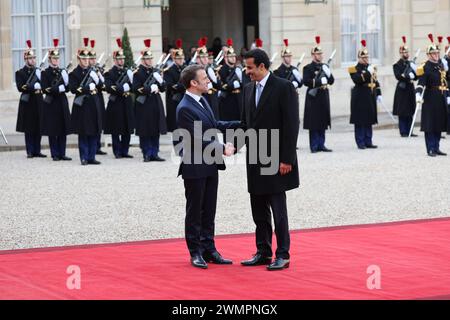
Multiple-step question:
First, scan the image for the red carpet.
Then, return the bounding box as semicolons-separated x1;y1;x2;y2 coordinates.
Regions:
1;218;450;300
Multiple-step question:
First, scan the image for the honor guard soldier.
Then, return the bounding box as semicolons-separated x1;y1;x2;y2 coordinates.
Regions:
164;39;186;132
274;39;303;90
41;38;72;161
303;36;334;153
218;38;243;121
89;39;108;155
393;36;418;138
415;34;448;157
196;38;221;119
133;39;167;162
69;38;103;165
104;38;135;159
444;36;450;135
15;40;46;158
349;40;383;150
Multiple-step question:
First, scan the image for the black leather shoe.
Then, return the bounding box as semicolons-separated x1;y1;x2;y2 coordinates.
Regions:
436;150;447;156
152;156;166;162
428;151;437;157
411;134;419;137
34;153;47;158
144;157;152;163
52;157;61;162
241;254;272;267
267;258;290;271
320;147;333;152
122;154;134;159
61;156;72;161
191;255;208;269
81;160;89;166
366;144;378;149
27;154;34;159
358;146;366;150
88;160;101;165
204;252;233;265
96;150;108;156
311;150;319;154
115;155;123;159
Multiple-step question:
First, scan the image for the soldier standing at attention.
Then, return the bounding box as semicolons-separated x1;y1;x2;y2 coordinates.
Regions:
303;36;334;153
273;39;303;90
349;40;383;150
15;40;46;159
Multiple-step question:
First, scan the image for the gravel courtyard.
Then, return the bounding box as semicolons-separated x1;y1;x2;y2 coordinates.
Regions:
1;128;449;251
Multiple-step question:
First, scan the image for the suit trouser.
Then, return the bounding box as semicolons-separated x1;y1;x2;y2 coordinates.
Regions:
354;125;373;147
184;174;219;257
49;136;67;158
309;130;326;152
399;116;413;136
78;135;97;162
447;106;450;134
250;192;290;260
425;132;441;153
25;133;42;156
96;134;103;152
112;135;131;157
139;136;160;158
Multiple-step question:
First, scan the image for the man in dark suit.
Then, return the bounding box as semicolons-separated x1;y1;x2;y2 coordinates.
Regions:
237;49;300;271
176;65;241;269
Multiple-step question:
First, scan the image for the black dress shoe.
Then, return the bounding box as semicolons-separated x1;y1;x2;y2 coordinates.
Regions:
115;155;123;159
96;150;108;156
152;156;166;162
358;145;366;150
411;134;419;137
311;150;319;154
122;154;134;159
191;255;208;269
81;160;89;166
144;157;152;163
436;150;447;156
428;151;437;157
203;252;233;265
34;153;47;158
320;147;333;152
241;254;272;267
52;157;61;162
61;156;72;161
27;154;34;159
267;258;290;271
366;144;378;149
88;160;101;165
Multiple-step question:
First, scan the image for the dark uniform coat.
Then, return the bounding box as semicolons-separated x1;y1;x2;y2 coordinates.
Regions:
132;65;168;137
416;61;448;132
204;65;221;120
15;66;43;134
273;63;303;89
303;61;334;130
103;66;135;135
349;63;381;126
164;63;186;132
69;65;103;136
218;63;242;121
393;59;417;117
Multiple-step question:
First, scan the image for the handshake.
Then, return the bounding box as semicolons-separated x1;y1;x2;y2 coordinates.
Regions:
223;142;236;157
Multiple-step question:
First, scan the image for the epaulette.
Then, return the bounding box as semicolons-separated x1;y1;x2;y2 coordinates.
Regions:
416;64;425;77
348;66;357;74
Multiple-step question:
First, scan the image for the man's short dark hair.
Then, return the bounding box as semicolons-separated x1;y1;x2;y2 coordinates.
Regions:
180;65;204;89
244;49;271;69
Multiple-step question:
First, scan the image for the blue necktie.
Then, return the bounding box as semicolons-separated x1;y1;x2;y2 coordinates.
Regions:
255;83;263;108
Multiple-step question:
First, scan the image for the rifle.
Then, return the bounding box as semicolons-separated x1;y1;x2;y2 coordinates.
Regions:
401;49;421;84
136;54;170;104
296;53;306;69
308;49;336;97
284;53;306;87
73;54;106;107
44;61;73;104
0;125;8;145
189;51;198;65
20;52;48;103
108;55;142;103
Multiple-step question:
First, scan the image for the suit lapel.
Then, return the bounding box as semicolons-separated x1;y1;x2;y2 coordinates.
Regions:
185;95;214;126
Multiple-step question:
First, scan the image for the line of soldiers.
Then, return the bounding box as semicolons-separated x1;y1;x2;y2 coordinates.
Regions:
15;33;450;163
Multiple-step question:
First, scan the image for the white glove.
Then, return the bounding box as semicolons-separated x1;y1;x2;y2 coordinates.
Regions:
207;82;213;90
235;67;243;82
207;67;218;84
441;58;449;72
153;72;164;85
61;70;69;86
377;95;383;104
233;80;241;89
90;71;99;85
447;97;450;105
151;84;159;94
321;77;328;85
322;65;331;78
416;93;423;104
408;72;415;80
99;73;105;83
127;70;134;84
89;83;96;91
123;83;130;92
292;69;302;83
58;84;65;93
35;69;41;80
368;65;375;74
34;82;41;90
410;62;417;73
292;81;299;89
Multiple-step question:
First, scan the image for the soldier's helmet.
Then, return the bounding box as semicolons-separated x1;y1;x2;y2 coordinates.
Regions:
113;38;126;60
226;38;237;57
255;38;263;50
426;34;440;55
24;40;36;59
281;39;292;57
311;36;323;55
89;40;97;59
399;36;409;54
77;38;91;59
141;39;153;59
358;40;370;58
49;38;60;59
197;37;209;58
174;39;184;59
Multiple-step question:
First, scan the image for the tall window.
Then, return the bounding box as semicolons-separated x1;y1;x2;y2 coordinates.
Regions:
11;0;69;72
341;0;383;64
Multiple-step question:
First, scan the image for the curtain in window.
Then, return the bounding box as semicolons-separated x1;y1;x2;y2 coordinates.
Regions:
11;0;35;72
